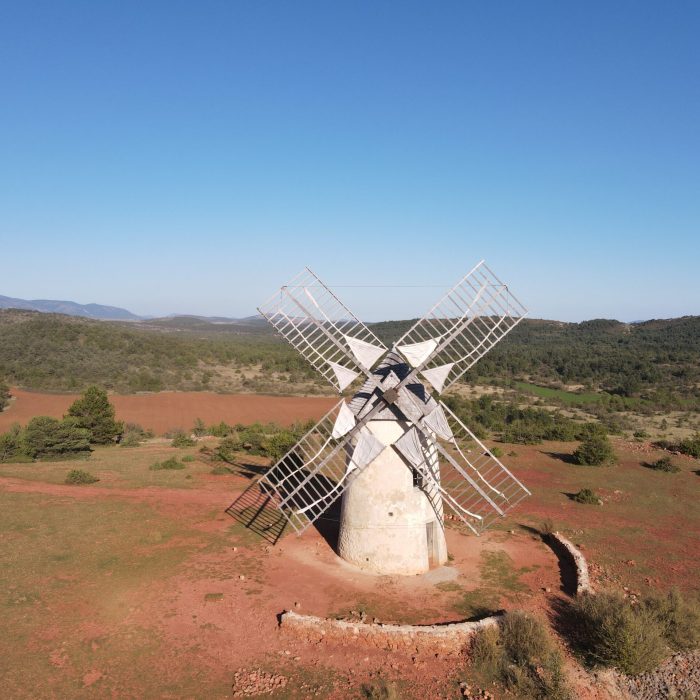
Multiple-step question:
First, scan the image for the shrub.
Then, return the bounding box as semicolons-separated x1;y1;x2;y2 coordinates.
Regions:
192;418;207;437
0;423;26;462
120;423;153;448
646;456;681;473
678;433;700;459
171;431;196;448
573;488;601;505
0;381;10;412
181;455;195;463
208;421;233;437
66;386;123;444
210;465;230;475
150;457;185;471
471;612;570;700
490;446;503;458
633;429;649;439
643;589;700;651
21;416;92;460
65;469;99;485
573;435;616;466
567;592;667;674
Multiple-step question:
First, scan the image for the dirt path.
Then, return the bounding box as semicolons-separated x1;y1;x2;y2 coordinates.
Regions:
0;388;337;434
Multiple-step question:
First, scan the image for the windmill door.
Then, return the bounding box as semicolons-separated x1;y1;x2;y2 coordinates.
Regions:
426;521;439;568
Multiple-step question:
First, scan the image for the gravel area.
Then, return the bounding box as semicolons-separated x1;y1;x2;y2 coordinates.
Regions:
620;651;700;699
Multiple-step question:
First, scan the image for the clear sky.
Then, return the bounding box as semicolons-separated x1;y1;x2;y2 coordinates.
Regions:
1;1;698;322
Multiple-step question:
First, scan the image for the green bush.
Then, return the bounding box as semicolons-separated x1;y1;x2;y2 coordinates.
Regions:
678;433;700;458
208;421;234;437
646;456;681;473
65;469;99;485
567;592;667;674
471;612;570;700
0;423;27;462
150;457;185;471
119;423;153;448
171;431;196;448
490;446;503;458
21;416;92;460
191;418;207;437
573;488;601;505
0;381;10;412
66;386;123;444
643;588;700;651
181;455;195;463
573;435;616;466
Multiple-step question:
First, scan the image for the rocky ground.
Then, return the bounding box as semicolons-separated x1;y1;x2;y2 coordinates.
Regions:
618;651;700;700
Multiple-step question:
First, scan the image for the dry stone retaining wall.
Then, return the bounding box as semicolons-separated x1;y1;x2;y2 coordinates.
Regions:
279;610;501;655
548;531;593;595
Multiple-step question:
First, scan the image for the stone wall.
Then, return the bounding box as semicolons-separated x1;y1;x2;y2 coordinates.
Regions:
548;531;593;596
279;610;501;655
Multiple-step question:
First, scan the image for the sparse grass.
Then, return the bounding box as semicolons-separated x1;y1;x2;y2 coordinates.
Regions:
470;612;571;700
540;518;555;535
210;465;231;475
64;469;99;485
149;456;185;471
361;678;399;699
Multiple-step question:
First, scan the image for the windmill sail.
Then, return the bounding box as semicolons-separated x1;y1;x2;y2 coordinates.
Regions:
395;261;528;394
257;268;387;393
416;400;531;533
257;400;388;534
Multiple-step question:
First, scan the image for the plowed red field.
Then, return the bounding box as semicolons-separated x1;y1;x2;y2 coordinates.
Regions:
0;388;337;434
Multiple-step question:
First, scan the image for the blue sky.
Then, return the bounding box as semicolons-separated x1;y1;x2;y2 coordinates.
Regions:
1;1;698;322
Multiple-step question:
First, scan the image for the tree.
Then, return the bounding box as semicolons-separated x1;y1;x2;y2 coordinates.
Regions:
573;434;617;466
21;416;91;460
66;386;123;444
0;423;24;462
0;381;9;411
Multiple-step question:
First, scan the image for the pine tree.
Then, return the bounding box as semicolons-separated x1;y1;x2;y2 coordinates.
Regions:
66;386;123;444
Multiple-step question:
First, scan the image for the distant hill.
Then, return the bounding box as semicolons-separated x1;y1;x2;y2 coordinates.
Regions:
0;308;698;410
0;294;142;321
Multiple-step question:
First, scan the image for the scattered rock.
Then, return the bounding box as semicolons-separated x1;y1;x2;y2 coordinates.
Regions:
232;668;288;697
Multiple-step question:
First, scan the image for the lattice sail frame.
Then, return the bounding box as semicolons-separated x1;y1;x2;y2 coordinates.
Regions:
427;401;531;534
395;260;528;393
253;263;530;538
257;267;387;392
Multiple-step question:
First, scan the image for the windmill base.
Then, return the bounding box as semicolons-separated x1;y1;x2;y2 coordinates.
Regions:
337;420;448;576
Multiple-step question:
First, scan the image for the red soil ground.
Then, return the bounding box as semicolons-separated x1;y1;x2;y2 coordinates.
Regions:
0;388;337;434
0;469;563;699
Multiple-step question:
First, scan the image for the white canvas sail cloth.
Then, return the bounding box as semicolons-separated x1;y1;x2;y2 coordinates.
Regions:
328;361;360;391
421;363;454;393
331;401;356;439
346;428;385;475
344;335;386;370
396;337;441;367
393;427;426;470
422;404;454;441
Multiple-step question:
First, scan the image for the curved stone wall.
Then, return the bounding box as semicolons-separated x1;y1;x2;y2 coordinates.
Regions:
547;531;593;596
279;610;501;655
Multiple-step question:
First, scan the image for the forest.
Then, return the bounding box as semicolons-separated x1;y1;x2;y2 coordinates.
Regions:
0;309;699;411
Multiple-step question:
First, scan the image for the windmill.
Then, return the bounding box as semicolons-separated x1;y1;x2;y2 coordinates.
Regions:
239;261;530;575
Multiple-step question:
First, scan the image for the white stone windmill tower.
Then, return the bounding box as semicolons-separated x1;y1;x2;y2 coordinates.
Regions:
251;261;530;575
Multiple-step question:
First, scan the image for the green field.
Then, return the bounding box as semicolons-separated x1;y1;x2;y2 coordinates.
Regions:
515;382;603;405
